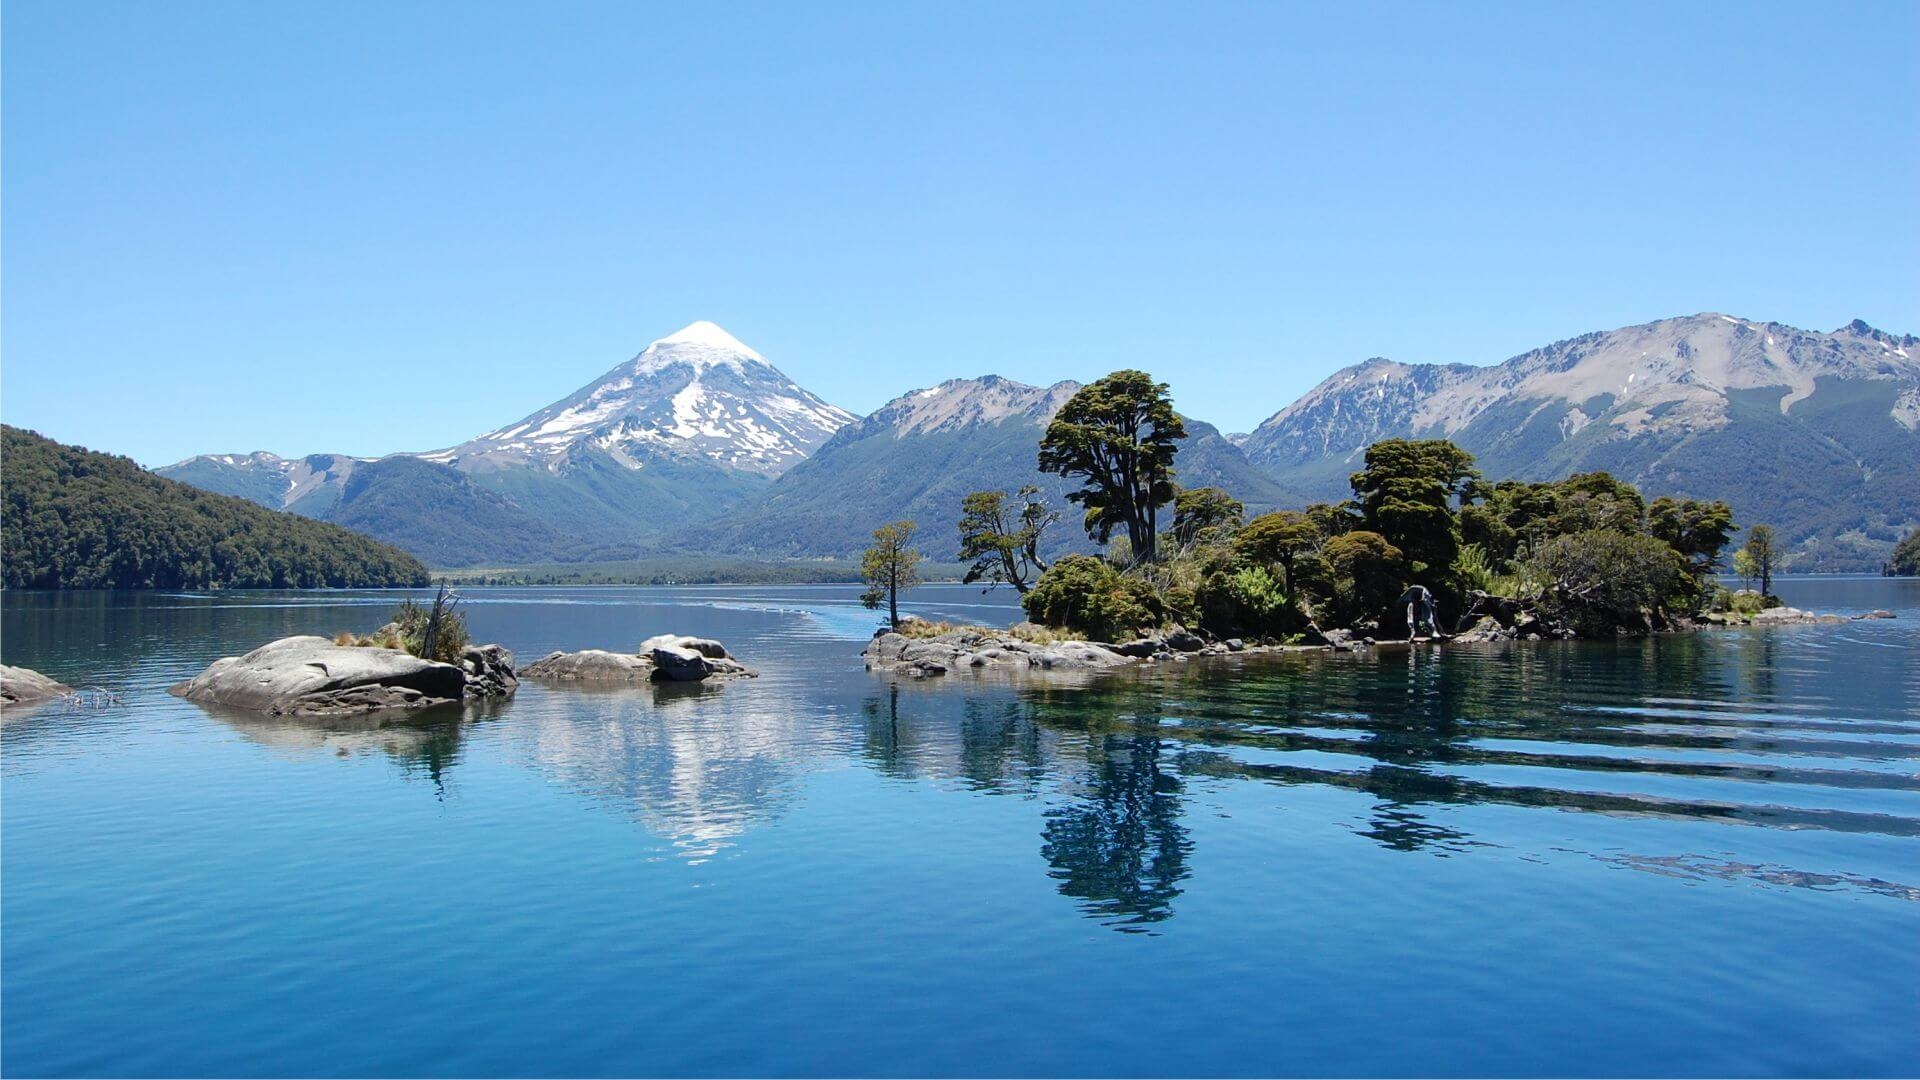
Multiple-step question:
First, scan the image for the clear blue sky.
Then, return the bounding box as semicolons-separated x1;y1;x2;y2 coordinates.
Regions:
5;1;1916;466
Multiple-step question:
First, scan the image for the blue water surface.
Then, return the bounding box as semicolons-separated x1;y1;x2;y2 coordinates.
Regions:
3;578;1917;1077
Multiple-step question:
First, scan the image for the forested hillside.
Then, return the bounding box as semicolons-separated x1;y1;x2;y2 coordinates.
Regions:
2;426;430;589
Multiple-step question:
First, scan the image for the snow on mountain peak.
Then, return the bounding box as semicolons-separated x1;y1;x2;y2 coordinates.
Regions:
442;321;852;477
638;321;766;367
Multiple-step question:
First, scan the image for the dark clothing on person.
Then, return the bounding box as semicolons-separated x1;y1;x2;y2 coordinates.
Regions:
1399;585;1438;636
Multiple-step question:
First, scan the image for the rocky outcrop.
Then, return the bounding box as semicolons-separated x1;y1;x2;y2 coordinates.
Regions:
1;665;70;706
461;644;518;698
522;649;656;682
170;636;516;717
864;629;1133;677
522;636;757;685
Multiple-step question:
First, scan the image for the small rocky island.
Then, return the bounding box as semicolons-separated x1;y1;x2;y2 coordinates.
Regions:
171;636;516;716
523;634;757;683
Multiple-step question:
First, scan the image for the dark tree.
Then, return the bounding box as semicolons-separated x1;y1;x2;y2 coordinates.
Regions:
1168;487;1244;546
1038;370;1187;564
860;520;922;627
1743;524;1780;597
956;486;1058;593
1647;496;1736;585
1348;439;1479;583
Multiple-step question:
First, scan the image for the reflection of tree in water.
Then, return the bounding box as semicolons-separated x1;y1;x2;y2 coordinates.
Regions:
860;682;1049;794
1040;730;1191;932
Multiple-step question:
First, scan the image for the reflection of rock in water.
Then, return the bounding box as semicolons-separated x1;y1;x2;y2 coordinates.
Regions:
203;698;504;796
507;683;831;862
1041;732;1192;932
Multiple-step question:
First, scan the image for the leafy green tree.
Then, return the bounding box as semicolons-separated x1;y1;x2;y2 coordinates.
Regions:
1022;554;1166;640
1524;530;1685;636
1235;510;1323;593
861;520;922;627
1545;472;1647;535
1890;527;1920;577
1038;370;1187;565
1168;487;1243;546
1732;548;1759;591
956;486;1058;593
1348;439;1479;583
1322;530;1406;626
1742;524;1780;596
1647;496;1735;609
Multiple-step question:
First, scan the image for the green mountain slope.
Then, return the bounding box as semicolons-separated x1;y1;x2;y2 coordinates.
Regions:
1;426;429;589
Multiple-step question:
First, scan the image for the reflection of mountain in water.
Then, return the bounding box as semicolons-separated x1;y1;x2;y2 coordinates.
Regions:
506;683;834;862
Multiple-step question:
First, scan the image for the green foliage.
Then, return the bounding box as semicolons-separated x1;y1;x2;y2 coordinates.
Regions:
392;586;471;663
860;520;922;626
1322;530;1407;625
1;426;429;589
1022;554;1167;641
1890;528;1920;576
1743;524;1780;597
1348;439;1479;584
957;486;1057;593
1169;487;1244;546
1524;530;1685;635
1038;370;1187;564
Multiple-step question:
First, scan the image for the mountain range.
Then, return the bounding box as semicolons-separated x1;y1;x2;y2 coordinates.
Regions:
1242;313;1919;570
159;314;1919;572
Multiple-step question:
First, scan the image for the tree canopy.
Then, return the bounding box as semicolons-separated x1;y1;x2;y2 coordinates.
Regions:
957;486;1057;593
1348;439;1479;583
860;520;922;627
1038;370;1187;564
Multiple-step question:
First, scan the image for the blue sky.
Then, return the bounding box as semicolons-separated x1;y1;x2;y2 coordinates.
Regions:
4;1;1915;466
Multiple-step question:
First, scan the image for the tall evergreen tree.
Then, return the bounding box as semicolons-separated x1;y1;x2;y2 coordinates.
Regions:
1038;370;1187;564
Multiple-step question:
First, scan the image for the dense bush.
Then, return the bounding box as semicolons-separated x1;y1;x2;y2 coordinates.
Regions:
1022;555;1166;640
2;426;428;589
1523;531;1685;635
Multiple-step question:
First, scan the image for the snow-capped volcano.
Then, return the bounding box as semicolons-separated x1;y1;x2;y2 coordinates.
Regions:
434;321;855;476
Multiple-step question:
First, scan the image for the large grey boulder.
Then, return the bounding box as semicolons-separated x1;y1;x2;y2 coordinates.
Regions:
461;644;517;698
170;635;511;717
1;665;70;706
522;649;656;682
648;642;713;682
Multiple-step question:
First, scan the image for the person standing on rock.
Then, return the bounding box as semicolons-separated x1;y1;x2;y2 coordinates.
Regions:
1399;584;1439;639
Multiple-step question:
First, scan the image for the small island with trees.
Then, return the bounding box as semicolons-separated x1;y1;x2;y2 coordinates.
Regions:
860;369;1894;676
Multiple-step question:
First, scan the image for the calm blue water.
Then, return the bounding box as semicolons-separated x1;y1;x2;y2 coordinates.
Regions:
3;578;1917;1077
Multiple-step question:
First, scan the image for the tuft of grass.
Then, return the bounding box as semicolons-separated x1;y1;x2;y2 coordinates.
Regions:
894;618;965;639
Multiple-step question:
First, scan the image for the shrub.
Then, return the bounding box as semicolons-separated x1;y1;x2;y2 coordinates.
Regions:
1022;554;1167;641
1523;530;1685;635
388;589;471;663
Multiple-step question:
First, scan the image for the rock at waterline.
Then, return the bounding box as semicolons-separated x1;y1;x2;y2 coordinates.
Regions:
521;649;656;682
169;636;516;717
2;665;71;706
522;636;758;684
864;629;1133;677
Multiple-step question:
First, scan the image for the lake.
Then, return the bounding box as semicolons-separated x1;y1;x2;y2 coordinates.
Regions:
3;577;1917;1077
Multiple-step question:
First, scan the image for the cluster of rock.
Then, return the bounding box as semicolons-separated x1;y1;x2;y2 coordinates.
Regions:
522;634;757;684
1703;607;1897;627
2;664;71;706
863;623;1259;678
170;636;517;717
